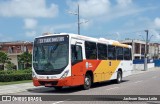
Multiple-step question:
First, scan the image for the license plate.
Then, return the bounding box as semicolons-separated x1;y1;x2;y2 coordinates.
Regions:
45;83;52;87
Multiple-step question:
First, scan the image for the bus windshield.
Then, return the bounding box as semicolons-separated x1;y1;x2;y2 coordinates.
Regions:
33;35;69;75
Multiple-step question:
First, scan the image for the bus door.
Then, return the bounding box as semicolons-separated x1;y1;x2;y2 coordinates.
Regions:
71;39;84;86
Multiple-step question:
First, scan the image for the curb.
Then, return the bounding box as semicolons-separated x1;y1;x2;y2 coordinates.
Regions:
131;67;160;75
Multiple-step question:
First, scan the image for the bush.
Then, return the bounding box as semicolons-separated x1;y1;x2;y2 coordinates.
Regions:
0;69;32;82
0;73;32;82
0;70;14;75
0;69;32;75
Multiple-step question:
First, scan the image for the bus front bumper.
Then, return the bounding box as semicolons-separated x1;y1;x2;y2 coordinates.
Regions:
32;77;72;87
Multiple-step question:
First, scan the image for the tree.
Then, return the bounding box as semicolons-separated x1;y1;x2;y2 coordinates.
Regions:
18;52;32;69
0;51;10;70
5;61;15;70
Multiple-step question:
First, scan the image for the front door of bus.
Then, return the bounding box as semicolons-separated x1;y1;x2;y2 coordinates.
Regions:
71;39;84;86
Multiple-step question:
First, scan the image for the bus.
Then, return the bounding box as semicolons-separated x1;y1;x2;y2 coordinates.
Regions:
32;33;133;90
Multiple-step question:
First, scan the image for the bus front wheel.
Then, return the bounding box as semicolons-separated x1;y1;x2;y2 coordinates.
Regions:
83;74;91;90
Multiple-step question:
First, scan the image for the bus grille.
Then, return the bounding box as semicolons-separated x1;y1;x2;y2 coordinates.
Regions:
39;81;58;86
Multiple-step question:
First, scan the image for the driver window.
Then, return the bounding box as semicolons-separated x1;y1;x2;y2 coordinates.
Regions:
71;45;83;64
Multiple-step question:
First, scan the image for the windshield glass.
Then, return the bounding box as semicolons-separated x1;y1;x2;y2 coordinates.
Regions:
33;35;69;75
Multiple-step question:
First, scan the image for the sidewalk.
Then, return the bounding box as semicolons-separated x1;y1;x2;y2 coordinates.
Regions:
131;67;160;75
0;67;159;95
0;82;34;95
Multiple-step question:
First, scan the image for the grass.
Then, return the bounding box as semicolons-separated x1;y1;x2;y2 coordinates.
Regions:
0;80;32;86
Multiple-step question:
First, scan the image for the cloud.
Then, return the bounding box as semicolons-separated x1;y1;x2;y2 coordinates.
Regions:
0;0;58;18
67;0;137;19
25;31;37;37
117;0;132;7
149;29;160;42
154;17;160;28
114;17;160;42
24;18;37;29
80;19;92;29
67;0;110;18
41;23;75;33
67;0;156;27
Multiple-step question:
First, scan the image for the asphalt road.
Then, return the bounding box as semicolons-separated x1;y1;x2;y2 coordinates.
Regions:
1;68;160;104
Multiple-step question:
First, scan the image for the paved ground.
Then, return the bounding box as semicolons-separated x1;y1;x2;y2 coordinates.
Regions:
0;67;160;104
0;67;159;95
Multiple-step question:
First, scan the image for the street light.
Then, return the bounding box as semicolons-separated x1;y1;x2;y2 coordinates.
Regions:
67;4;88;35
144;30;149;71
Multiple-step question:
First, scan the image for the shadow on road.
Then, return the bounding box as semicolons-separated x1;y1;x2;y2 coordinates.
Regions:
27;80;129;94
91;80;129;89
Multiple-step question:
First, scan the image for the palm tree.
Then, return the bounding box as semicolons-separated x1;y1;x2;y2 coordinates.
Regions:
18;52;32;69
0;51;10;70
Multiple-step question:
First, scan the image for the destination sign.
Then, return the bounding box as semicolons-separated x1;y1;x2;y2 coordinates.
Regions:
37;36;65;44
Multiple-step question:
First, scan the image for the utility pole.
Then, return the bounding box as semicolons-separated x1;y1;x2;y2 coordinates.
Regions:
144;30;149;71
77;4;80;35
67;4;88;35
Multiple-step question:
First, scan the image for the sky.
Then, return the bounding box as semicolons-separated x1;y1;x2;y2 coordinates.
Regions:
0;0;160;43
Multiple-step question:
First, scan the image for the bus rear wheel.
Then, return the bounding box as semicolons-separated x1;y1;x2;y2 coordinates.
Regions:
116;71;122;84
83;74;91;90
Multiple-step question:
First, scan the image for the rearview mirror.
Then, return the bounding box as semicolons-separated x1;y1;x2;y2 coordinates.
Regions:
76;46;79;52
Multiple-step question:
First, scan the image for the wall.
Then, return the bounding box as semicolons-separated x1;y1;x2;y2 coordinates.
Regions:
154;59;160;67
133;63;155;70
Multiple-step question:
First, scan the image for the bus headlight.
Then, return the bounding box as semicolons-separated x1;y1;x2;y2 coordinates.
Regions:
60;70;69;79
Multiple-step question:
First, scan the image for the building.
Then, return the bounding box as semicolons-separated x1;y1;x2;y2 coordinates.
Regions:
120;39;146;59
149;43;160;59
0;41;33;70
120;39;160;60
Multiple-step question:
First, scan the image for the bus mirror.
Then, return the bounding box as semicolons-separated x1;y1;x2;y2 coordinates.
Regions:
76;46;79;52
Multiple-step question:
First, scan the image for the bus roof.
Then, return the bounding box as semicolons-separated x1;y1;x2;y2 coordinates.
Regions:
36;33;131;48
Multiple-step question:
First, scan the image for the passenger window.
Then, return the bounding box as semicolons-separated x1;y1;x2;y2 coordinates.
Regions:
116;47;123;60
85;41;97;59
108;45;116;60
97;43;107;60
124;48;131;60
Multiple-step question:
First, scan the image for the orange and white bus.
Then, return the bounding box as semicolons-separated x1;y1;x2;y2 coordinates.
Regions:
32;33;133;90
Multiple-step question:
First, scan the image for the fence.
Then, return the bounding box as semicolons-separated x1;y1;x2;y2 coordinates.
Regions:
133;59;153;64
133;59;160;67
153;59;160;67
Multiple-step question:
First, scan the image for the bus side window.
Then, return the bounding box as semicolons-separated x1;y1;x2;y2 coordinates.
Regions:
124;48;131;60
116;47;123;60
71;45;83;64
85;41;97;59
108;45;116;60
97;43;107;60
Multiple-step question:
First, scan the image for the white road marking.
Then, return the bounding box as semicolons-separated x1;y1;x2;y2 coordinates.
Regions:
134;80;143;83
106;87;119;90
52;99;70;104
52;101;65;104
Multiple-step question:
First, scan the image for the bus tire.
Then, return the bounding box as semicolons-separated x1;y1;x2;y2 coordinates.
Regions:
83;74;91;90
116;71;122;84
54;86;62;90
